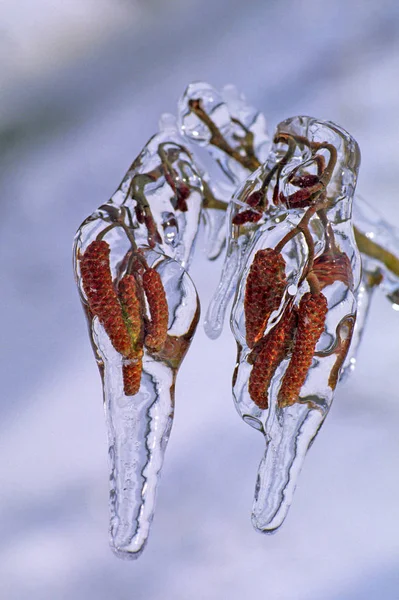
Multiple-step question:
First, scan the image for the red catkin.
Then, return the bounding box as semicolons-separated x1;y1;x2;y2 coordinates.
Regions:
290;174;320;188
248;308;297;409
118;274;144;352
244;248;287;348
278;292;328;407
122;359;143;396
280;188;313;209
143;268;169;352
80;240;132;358
232;209;263;225
118;274;145;396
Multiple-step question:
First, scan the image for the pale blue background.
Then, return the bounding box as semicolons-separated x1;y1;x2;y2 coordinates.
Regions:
2;1;399;598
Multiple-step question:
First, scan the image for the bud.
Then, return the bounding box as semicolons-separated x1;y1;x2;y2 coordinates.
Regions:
313;251;353;290
289;174;320;188
232;209;262;226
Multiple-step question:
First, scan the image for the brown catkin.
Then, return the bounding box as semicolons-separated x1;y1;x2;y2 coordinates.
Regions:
278;292;328;407
248;308;297;409
118;274;144;353
143;268;169;352
80;240;132;357
118;274;145;395
122;359;143;396
244;249;287;348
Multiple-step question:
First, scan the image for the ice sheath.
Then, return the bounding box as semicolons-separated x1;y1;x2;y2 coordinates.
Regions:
73;119;202;558
229;116;361;533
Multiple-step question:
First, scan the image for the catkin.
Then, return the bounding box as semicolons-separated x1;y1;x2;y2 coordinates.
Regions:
80;240;132;358
278;292;328;407
248;308;297;409
143;268;169;352
118;274;144;352
122;359;143;396
244;249;287;348
118;274;145;396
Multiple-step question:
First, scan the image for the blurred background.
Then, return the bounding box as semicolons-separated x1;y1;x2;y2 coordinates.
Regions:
2;0;399;598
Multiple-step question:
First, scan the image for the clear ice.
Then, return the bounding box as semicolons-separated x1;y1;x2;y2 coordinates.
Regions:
74;81;399;555
229;116;361;532
73;119;202;558
180;83;399;533
178;82;270;335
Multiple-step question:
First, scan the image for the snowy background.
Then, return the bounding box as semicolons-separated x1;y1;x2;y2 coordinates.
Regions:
2;1;399;598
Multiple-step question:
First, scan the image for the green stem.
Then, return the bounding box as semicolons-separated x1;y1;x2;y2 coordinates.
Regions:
354;227;399;278
202;180;228;211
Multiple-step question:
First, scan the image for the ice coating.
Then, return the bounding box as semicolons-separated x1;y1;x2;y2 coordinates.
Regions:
353;195;399;305
72;81;399;558
73;124;202;558
338;196;399;377
178;82;269;183
177;82;270;335
105;117;204;270
341;269;379;378
230;116;361;532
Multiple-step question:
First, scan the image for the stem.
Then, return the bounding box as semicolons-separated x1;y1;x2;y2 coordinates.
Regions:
129;174;155;210
158;142;182;184
202;180;228;211
275;201;323;254
118;220;138;251
262;134;297;207
317;208;338;253
188;99;261;171
274;200;324;293
306;271;321;295
300;224;315;271
354;227;399;278
230;117;260;168
96;223;117;241
281;134;337;190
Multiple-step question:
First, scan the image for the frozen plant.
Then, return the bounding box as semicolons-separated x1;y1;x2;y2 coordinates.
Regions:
180;82;399;533
74;120;204;559
74;81;399;558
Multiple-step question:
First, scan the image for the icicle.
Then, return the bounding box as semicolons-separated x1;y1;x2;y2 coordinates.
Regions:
230;116;361;533
73;124;202;558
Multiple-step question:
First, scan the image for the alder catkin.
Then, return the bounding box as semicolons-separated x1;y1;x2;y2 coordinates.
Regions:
248;308;297;409
118;274;144;352
278;292;328;407
244;249;287;348
122;360;143;396
143;268;169;352
80;240;132;358
118;274;145;396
